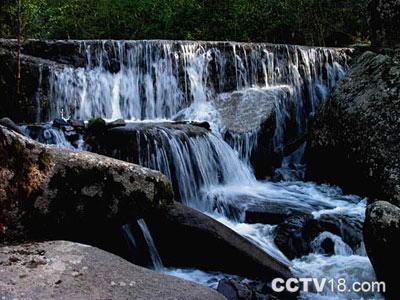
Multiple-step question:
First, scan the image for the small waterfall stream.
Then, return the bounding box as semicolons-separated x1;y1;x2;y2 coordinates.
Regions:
137;219;164;271
25;40;383;299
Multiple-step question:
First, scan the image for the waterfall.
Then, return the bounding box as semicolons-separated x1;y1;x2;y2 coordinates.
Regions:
45;40;350;179
35;65;43;123
100;125;256;208
46;41;349;127
22;40;383;299
121;220;164;271
137;219;164;271
21;124;77;150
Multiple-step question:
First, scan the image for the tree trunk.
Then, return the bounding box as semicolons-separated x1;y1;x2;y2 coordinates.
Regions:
16;0;21;98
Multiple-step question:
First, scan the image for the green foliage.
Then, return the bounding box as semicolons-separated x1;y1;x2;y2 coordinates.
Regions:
0;0;369;46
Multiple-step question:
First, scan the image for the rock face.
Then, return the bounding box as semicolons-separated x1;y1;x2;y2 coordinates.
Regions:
0;118;26;136
216;87;293;179
217;279;254;300
368;0;400;48
0;240;225;300
274;213;363;259
0;48;54;123
146;202;292;281
364;201;400;299
306;52;400;206
0;125;173;256
244;200;312;225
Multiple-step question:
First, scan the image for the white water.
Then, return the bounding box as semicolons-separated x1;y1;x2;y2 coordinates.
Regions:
21;124;78;150
26;40;382;299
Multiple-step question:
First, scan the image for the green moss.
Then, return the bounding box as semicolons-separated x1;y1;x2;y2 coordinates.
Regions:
38;150;52;171
11;139;25;157
88;117;106;128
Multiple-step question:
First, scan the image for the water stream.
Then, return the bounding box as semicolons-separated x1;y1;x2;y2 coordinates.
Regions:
25;40;382;299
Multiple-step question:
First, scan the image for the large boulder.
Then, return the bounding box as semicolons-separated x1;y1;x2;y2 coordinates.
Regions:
216;88;286;179
145;202;293;282
364;201;400;299
0;125;174;257
0;240;225;300
306;52;400;206
368;0;400;48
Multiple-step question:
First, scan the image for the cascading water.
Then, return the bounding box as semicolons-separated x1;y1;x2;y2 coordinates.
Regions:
137;219;164;271
25;40;383;299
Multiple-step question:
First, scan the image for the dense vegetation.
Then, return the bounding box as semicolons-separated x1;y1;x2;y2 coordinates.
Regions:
0;0;369;46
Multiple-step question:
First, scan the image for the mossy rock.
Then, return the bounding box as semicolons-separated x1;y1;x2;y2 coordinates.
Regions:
0;125;174;253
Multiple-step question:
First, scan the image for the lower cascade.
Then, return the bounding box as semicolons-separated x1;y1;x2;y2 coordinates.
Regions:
20;40;382;299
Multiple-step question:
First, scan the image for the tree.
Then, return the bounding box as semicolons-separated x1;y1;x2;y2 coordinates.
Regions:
1;0;369;46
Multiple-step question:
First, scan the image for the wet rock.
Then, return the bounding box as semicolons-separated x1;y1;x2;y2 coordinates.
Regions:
217;278;253;300
68;119;85;131
146;202;292;281
104;58;121;74
274;213;363;259
87;117;107;131
52;118;69;128
274;214;314;260
320;237;335;255
63;129;80;144
106;119;126;129
18;40;87;67
312;214;363;251
61;125;75;132
306;52;400;207
189;121;211;131
368;0;400;48
364;201;400;299
0;48;54;123
214;88;282;135
172;120;211;131
0;118;26;136
215;88;282;179
0;125;174;257
85;117;107;142
217;278;295;300
244;201;313;225
0;241;224;300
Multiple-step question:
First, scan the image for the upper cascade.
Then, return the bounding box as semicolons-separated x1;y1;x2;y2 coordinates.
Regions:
46;40;351;128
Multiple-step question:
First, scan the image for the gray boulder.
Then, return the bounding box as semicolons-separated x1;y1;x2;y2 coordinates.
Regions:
0;125;173;255
364;201;400;299
0;117;26;136
306;51;400;207
216;88;282;179
368;0;400;48
0;240;225;300
146;202;292;281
